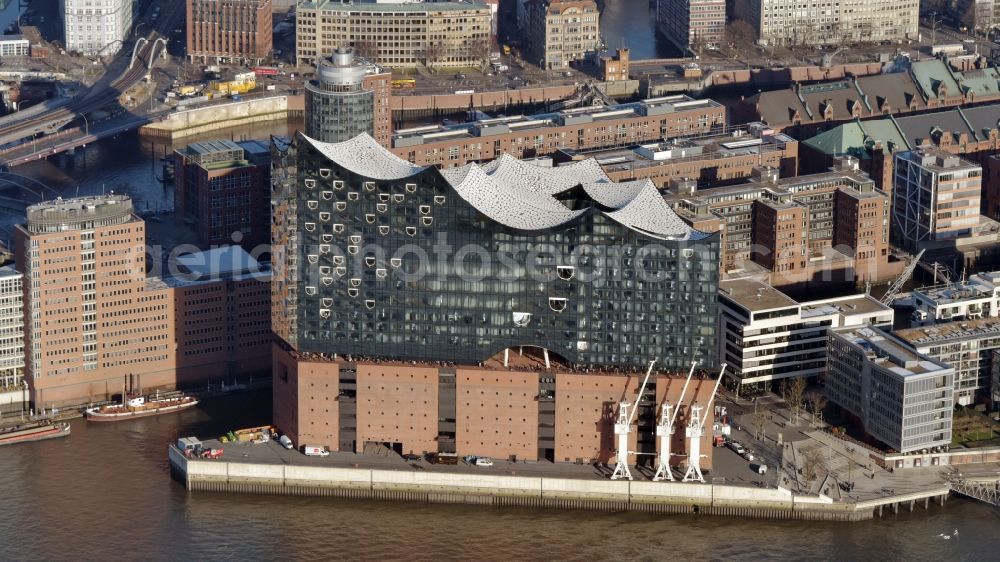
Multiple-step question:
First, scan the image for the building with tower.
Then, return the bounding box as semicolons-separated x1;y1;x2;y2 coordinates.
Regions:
269;132;722;465
305;48;392;148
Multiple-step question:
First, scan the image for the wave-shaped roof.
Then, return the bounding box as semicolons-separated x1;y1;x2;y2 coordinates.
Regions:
302;133;426;180
305;133;705;240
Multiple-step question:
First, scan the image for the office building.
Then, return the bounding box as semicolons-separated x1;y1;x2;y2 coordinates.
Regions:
526;0;601;69
173;140;272;250
270;132;721;461
296;0;492;69
0;265;23;391
306;48;392;148
186;0;273;64
656;0;725;54
955;0;1000;35
0;36;29;58
733;0;918;47
895;317;1000;406
892;150;982;249
668;157;894;287
390;95;727;168
62;0;132;55
826;327;953;453
14;196;272;409
910;271;1000;327
718;279;892;388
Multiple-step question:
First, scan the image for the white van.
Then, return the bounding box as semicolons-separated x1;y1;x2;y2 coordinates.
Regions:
303;445;330;457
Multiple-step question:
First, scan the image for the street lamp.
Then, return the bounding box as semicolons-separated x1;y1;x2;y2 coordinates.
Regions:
81;113;89;136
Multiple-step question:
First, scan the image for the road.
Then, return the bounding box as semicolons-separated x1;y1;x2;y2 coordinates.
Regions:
0;0;185;152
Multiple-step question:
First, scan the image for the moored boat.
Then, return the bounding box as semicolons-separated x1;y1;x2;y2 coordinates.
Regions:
85;392;198;422
0;421;71;446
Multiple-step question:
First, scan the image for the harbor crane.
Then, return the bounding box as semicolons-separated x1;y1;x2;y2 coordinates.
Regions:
610;359;657;481
653;361;698;482
681;364;728;483
880;249;926;305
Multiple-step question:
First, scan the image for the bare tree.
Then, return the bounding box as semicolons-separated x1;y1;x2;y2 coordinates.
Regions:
802;448;822;483
781;377;807;424
806;391;828;427
423;40;444;68
354;39;380;62
725;20;758;52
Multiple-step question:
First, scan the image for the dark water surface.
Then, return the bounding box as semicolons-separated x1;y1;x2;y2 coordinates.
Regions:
0;390;997;561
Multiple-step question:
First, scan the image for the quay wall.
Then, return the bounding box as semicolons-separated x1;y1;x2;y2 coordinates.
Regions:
139;95;304;139
169;447;912;521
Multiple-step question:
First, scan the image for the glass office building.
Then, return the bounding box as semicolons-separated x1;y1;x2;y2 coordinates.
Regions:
272;132;721;371
305;48;377;143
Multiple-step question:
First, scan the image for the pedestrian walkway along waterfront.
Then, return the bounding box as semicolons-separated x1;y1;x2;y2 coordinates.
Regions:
170;439;953;522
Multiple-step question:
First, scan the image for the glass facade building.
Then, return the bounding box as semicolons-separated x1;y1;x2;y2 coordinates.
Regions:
273;133;721;372
305;48;377;144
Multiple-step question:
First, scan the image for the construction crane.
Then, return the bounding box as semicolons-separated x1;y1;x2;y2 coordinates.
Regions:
653;361;697;482
681;364;727;483
610;359;657;481
880;249;926;306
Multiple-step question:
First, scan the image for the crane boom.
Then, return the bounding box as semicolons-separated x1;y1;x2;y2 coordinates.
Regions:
627;359;657;426
881;249;926;305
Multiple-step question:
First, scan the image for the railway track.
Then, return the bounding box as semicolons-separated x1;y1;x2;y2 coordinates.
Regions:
0;34;165;144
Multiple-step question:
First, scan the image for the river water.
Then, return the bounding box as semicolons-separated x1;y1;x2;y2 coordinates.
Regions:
0;390;997;561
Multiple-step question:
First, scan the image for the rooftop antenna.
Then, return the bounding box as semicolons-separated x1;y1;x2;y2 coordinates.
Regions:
653;361;697;482
681;364;727;483
610;359;657;481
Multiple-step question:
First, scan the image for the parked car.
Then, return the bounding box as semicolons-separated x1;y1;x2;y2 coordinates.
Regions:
728;441;746;456
743;449;755;462
751;463;768;474
475;457;494;467
402;453;421;462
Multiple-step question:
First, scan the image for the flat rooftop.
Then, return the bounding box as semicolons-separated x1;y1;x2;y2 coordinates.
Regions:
837;328;944;377
719;278;797;312
585;128;794;175
894;316;1000;346
914;274;999;305
391;95;723;148
800;294;891;319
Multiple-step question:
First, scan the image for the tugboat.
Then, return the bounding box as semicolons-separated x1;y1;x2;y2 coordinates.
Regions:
0;420;71;446
85;389;198;422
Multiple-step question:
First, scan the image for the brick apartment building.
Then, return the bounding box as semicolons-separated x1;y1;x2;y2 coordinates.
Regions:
389;95;727;167
173;139;272;250
667;156;897;288
14;196;271;409
187;0;273;64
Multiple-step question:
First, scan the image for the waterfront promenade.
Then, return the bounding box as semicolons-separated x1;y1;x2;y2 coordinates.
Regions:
169;439;952;522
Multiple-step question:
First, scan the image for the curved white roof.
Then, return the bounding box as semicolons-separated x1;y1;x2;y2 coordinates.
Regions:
302;133;426;180
304;133;705;240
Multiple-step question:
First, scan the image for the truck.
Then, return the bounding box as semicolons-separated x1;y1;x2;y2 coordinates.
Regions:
302;445;330;457
177;437;202;454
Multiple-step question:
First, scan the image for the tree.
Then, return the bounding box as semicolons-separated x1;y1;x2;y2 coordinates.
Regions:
354;39;380;62
725;20;758;52
807;391;828;427
802;448;822;483
781;377;807;424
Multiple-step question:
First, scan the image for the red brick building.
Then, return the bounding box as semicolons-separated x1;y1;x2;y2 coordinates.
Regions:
187;0;273;64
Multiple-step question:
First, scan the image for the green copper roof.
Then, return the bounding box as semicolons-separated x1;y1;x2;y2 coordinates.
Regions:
910;59;960;100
